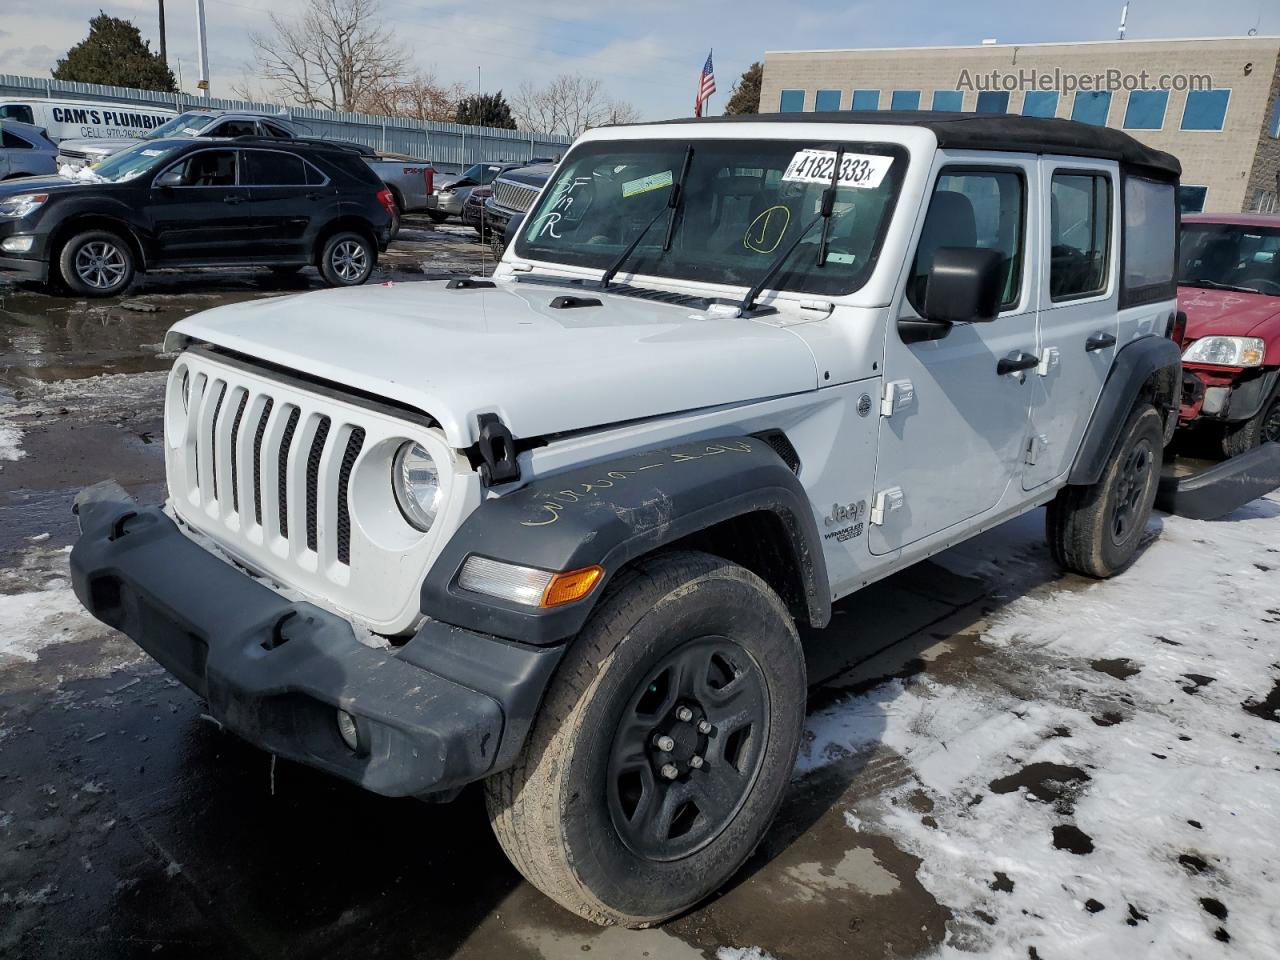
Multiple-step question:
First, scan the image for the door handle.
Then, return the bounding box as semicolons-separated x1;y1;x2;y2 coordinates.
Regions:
223;195;244;205
997;353;1040;376
1086;332;1117;352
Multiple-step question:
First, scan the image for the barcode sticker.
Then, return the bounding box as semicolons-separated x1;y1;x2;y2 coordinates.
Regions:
781;150;893;189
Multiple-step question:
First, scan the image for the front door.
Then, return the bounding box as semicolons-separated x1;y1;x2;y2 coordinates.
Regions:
149;148;249;262
869;158;1040;555
1024;162;1120;489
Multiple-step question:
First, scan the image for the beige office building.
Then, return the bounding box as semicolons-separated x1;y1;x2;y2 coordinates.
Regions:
760;36;1280;213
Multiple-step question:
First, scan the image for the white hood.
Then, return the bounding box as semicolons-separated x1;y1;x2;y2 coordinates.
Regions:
166;279;819;447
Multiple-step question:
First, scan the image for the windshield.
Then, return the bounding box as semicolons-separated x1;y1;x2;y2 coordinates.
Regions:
1180;222;1280;296
514;138;907;297
87;140;183;182
145;112;217;140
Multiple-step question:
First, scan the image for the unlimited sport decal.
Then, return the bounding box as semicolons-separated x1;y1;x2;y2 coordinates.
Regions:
781;149;893;189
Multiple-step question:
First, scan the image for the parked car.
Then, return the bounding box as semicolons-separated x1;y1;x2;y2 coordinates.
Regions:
0;136;394;295
352;145;435;217
483;162;553;245
434;161;532;222
1;121;58;180
0;96;175;143
461;184;491;235
1176;213;1280;455
78;112;1250;932
56;109;299;169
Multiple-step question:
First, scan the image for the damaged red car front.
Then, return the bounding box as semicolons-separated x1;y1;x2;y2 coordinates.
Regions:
1177;213;1280;456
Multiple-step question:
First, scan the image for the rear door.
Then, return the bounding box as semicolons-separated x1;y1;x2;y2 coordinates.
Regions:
241;148;334;259
1023;161;1119;489
149;148;249;261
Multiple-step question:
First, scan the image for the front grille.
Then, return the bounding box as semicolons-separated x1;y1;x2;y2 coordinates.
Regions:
492;178;542;213
167;350;457;633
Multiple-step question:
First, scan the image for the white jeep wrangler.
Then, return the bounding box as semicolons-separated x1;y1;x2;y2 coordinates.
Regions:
72;112;1185;926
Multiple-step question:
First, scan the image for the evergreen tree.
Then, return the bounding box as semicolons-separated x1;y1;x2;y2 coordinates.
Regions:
54;13;177;92
724;62;763;115
455;91;516;129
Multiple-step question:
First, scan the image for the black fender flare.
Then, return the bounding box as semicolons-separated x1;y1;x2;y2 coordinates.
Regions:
1068;334;1181;486
421;436;831;646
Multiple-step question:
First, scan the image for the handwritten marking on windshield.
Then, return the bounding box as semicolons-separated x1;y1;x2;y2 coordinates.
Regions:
744;205;790;254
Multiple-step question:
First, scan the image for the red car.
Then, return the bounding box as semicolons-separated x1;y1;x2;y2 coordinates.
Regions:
1177;213;1280;456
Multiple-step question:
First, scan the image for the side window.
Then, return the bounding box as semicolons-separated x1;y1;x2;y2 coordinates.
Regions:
0;105;35;124
261;122;291;138
1121;175;1177;306
2;129;33;149
304;160;328;186
164;149;238;186
243;150;307;186
1050;173;1111;301
909;169;1025;313
480;165;503;184
210;119;258;138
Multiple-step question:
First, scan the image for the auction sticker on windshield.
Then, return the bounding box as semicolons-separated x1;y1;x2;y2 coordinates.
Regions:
782;150;893;189
622;170;673;198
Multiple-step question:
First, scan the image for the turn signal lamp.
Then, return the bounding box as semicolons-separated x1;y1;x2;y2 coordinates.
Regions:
458;556;604;608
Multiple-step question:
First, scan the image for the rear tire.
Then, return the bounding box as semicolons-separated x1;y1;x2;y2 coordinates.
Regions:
1047;403;1163;578
1221;384;1280;457
427;210;449;224
485;550;805;927
317;231;374;287
57;229;135;297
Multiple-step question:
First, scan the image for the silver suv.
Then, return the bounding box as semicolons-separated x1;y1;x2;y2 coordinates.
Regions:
57;110;297;169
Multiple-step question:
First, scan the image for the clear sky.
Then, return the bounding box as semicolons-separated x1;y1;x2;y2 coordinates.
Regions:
3;0;1278;123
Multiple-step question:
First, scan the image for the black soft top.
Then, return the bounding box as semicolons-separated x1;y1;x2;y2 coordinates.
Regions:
644;111;1180;180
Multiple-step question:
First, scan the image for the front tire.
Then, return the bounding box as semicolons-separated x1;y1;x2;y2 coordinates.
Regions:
1221;383;1280;457
485;550;805;927
58;229;135;297
318;231;374;287
1047;403;1163;578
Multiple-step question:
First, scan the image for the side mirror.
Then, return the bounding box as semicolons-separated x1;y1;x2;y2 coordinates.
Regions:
154;169;184;189
923;246;1004;323
504;210;526;243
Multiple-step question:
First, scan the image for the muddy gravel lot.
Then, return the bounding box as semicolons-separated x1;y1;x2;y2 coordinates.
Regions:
1;220;1278;960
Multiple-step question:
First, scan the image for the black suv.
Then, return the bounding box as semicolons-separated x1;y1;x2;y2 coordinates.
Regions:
0;136;395;295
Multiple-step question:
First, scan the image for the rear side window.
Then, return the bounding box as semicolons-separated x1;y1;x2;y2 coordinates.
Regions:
2;129;33;149
1121;175;1177;306
1050;173;1111;301
330;153;382;187
0;105;35;124
909;168;1025;313
243;150;306;185
209;119;258;138
261;122;292;138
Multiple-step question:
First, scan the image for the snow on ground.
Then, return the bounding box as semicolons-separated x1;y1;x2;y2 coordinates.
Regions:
0;585;99;663
802;496;1280;959
7;370;168;421
0;422;22;461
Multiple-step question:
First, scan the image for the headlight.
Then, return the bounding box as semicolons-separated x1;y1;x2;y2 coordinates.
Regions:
0;193;49;219
1182;336;1266;367
391;441;441;531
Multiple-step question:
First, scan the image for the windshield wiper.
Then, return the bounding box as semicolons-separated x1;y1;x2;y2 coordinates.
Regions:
1182;279;1260;293
599;145;694;289
740;146;844;314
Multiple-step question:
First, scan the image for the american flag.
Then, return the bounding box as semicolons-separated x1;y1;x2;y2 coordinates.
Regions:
695;50;716;117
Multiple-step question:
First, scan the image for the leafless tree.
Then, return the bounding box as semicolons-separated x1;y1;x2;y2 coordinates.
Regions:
357;70;468;122
248;0;409;112
511;73;640;137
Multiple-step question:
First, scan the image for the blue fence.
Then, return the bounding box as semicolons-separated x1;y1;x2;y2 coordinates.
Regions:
0;74;571;174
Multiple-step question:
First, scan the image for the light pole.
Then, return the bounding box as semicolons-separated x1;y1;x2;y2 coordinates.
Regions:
195;0;211;98
158;0;167;65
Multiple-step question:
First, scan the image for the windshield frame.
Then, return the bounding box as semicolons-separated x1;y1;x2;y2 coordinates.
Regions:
511;136;910;302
